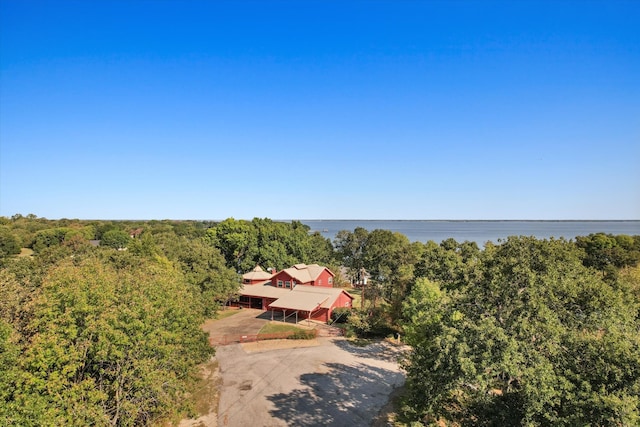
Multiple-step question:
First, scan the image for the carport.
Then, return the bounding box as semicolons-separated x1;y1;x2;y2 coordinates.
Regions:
232;284;289;310
268;291;329;324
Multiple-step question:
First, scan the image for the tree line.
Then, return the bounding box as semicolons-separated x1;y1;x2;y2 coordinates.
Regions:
1;214;639;425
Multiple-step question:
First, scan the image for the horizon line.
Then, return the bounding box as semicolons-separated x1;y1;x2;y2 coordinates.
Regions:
4;216;638;222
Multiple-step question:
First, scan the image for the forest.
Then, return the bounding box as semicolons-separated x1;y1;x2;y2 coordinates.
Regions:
1;214;639;426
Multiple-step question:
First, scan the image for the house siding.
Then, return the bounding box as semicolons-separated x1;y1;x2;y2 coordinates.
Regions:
311;308;330;322
272;271;295;287
334;292;353;309
315;269;334;287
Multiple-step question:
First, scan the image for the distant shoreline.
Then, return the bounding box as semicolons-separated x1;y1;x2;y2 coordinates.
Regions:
297;219;640;245
294;219;640;223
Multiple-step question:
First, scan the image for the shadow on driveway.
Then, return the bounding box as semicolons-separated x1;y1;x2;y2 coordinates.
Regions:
332;339;409;364
267;362;404;426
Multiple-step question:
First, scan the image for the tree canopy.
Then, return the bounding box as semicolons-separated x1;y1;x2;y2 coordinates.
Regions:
402;237;640;425
205;217;333;272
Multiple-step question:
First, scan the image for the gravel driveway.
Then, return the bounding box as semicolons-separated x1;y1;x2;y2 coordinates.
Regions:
202;309;270;345
216;338;406;427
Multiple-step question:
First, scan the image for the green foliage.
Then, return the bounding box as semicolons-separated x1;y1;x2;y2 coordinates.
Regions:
401;237;640;426
334;227;369;271
335;227;421;319
100;229;131;249
2;254;213;426
330;307;352;323
289;329;316;340
257;323;315;339
576;233;640;282
414;239;481;291
205;218;257;272
0;320;22;425
207;218;333;272
32;227;70;252
402;277;443;348
346;306;397;338
0;226;22;257
157;235;239;316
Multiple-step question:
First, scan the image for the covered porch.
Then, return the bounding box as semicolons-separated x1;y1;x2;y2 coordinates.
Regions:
268;291;331;324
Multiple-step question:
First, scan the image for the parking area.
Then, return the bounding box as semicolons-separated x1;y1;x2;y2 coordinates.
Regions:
202;309;270;345
216;337;407;427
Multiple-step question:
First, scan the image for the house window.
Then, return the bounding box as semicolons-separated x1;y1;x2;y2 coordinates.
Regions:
318;279;322;285
285;281;291;288
328;277;333;284
240;296;250;303
277;280;283;288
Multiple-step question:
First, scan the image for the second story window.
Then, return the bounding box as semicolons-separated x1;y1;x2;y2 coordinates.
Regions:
277;280;283;287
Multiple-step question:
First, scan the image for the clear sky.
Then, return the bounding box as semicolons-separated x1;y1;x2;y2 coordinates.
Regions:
1;1;638;220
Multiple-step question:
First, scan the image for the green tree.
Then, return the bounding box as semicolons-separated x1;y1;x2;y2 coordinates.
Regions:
100;229;131;250
414;239;481;291
0;320;22;425
206;218;258;272
576;233;640;282
8;254;213;426
208;218;334;273
159;235;239;316
402;237;640;425
334;227;369;273
402;277;444;348
361;229;419;314
32;227;70;252
0;226;21;257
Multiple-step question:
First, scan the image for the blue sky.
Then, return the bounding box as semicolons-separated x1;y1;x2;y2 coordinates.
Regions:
1;1;638;220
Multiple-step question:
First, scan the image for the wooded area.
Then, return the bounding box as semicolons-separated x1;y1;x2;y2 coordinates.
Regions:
1;214;639;425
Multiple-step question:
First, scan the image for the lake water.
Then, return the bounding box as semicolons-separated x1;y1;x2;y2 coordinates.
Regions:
298;220;640;245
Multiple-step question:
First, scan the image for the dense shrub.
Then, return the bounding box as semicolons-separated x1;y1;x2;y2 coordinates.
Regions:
330;307;351;323
288;329;316;340
346;306;397;338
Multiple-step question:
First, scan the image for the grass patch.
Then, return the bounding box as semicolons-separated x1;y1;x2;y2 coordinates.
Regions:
174;357;220;425
214;309;241;320
18;248;34;257
348;287;362;308
191;358;220;416
258;322;316;340
258;322;304;335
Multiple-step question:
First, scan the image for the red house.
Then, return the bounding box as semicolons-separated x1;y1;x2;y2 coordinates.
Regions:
271;263;335;289
233;263;352;323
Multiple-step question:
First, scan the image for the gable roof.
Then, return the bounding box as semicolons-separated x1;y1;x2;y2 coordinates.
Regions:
279;263;333;283
242;265;273;282
238;283;288;299
269;285;353;312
